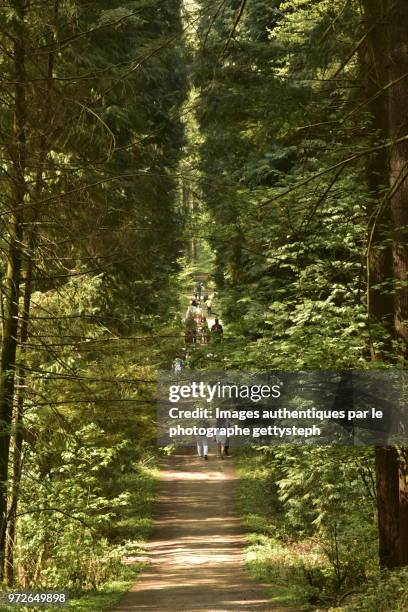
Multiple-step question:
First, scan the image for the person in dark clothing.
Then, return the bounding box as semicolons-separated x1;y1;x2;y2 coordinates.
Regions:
195;282;203;301
211;318;223;341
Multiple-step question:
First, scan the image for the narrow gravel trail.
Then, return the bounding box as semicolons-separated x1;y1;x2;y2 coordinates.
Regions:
113;452;283;611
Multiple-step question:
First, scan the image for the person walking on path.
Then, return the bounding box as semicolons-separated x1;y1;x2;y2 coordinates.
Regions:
184;300;198;344
195;304;204;326
200;317;210;344
196;419;210;460
224;437;231;456
205;294;213;315
185;323;197;345
215;416;229;459
172;355;184;375
195;282;204;301
185;299;198;319
200;300;208;318
211;317;223;342
196;436;209;460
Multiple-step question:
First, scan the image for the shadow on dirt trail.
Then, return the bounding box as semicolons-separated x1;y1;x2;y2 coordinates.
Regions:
113;452;290;611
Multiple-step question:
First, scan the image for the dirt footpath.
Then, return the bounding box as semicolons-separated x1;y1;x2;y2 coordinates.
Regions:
113;452;285;611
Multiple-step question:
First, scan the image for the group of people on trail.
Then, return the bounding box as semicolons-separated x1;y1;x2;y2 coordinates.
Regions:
194;281;208;304
184;299;210;345
172;281;230;460
196;417;230;461
172;281;224;372
194;282;213;314
184;285;223;346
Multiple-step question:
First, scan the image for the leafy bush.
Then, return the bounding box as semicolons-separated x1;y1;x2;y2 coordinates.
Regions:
330;568;408;612
12;423;157;593
237;446;378;607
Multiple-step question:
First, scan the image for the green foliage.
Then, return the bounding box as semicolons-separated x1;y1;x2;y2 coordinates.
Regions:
330;567;408;612
15;424;157;590
0;0;187;596
189;2;402;603
191;0;377;370
0;0;405;605
8;268;180;592
237;446;378;607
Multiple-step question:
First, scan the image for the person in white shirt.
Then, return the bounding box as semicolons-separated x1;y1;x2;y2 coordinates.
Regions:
196;419;210;460
172;356;183;375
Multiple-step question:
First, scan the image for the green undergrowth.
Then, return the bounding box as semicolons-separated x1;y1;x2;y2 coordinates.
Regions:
236;447;408;612
66;563;145;611
236;448;318;610
66;461;159;611
1;461;159;612
328;567;408;612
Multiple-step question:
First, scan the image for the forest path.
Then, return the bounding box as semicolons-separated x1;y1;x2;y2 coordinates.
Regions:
114;452;281;611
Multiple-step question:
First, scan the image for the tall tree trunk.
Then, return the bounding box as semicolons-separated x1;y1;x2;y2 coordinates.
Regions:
375;447;408;567
362;0;408;569
4;1;58;583
363;0;394;355
376;0;408;570
388;0;408;349
0;0;26;580
5;271;31;586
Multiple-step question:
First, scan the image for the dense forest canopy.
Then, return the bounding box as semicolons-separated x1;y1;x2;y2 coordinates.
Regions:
0;0;407;609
